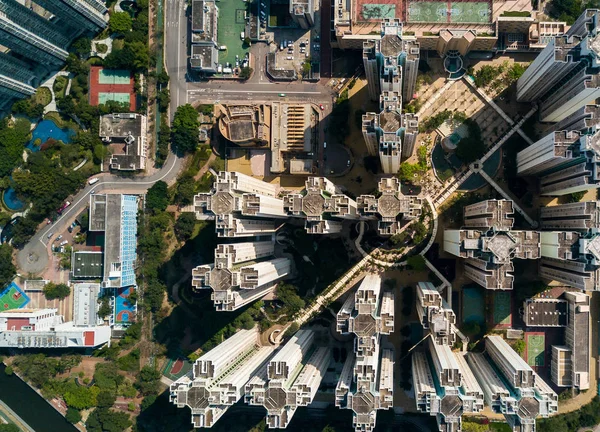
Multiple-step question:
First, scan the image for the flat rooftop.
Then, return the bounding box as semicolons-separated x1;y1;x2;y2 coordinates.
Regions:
524;298;568;327
89;194;107;231
72;251;104;279
99;113;144;138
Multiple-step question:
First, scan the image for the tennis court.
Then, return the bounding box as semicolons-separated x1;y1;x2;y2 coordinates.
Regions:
0;282;30;311
526;332;545;367
98;69;131;85
450;2;490;23
463;285;485;324
98;92;131;105
493;291;512;327
407;1;448;23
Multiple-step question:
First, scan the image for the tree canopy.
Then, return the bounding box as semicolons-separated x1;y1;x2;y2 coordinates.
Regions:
0;244;16;289
174;212;196;241
109;12;133;34
86;407;131;432
146;181;169;212
171;105;200;153
276;284;305;316
455;120;485;164
43;282;71;300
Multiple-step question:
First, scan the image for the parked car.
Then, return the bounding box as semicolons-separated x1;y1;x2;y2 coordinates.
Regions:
47;232;54;239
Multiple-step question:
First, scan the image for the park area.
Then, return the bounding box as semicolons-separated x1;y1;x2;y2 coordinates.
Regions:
0;282;30;311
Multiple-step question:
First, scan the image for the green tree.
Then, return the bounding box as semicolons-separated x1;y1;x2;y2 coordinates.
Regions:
0;424;20;432
70;37;91;57
0;244;16;289
4;365;13;376
64;384;99;409
407;254;426;271
135;366;161;396
66;408;82;424
276;284;305;316
174;212;196;241
175;173;196;205
514;339;526;356
567;191;586;202
146;181;169;212
86;407;131;432
239;67;253;80
140;394;157;411
455;120;485;164
172;104;200;153
109;12;133;34
98;296;112;319
97;390;117;408
43;282;70;300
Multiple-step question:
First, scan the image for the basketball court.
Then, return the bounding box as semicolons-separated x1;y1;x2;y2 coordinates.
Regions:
0;282;30;311
450;2;490;23
115;286;136;324
162;357;193;381
526;332;545;367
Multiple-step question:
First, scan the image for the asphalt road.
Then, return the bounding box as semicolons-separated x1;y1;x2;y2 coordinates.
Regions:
16;152;184;274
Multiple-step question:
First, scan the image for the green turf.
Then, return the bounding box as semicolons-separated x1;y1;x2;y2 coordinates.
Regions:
0;287;28;311
527;334;545;367
361;4;396;20
493;291;511;325
217;0;249;65
98;92;130;105
451;2;490;23
407;1;448;23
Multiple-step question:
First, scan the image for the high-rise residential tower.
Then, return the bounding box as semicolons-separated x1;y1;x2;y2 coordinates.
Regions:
517;130;600;196
361;19;420;168
412;337;484;431
416;281;456;346
284;177;358;234
192;241;291;311
444;200;540;290
467;336;558;431
170;328;275;428
357;178;422;236
246;329;330;428
516;10;600;123
335;274;394;432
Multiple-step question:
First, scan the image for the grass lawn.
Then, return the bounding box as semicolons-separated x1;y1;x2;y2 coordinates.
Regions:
34;87;52;107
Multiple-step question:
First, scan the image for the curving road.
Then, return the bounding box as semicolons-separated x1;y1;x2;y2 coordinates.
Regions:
16;151;184;274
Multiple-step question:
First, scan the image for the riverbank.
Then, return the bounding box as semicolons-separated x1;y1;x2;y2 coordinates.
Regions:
0;363;77;432
0;399;35;432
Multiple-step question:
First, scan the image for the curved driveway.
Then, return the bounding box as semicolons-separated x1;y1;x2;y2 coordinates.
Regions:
17;152;184;274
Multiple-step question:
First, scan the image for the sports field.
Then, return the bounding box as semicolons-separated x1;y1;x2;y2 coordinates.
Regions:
407;1;447;23
0;282;30;311
526;333;545;367
407;1;490;23
450;2;490;23
115;286;136;324
493;291;511;326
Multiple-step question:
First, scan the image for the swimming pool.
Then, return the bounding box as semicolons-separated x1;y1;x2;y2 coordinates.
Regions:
2;188;24;211
27;120;75;151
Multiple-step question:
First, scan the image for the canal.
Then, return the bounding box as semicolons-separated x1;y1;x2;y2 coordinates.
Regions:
0;363;77;432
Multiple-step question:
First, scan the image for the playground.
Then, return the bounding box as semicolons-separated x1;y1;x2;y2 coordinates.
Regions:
115;286;136;324
0;282;30;311
526;332;545;367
